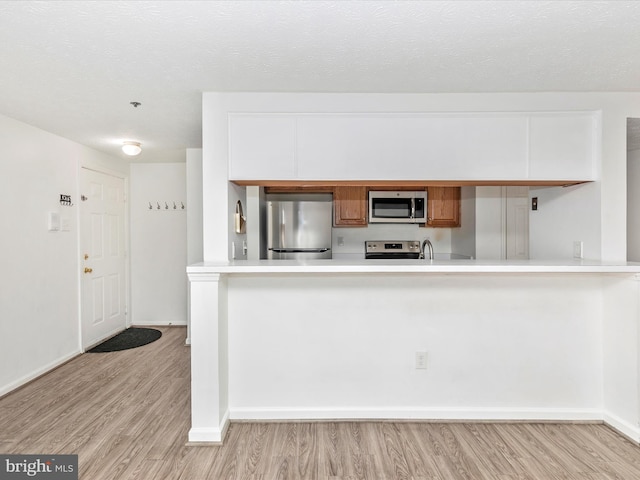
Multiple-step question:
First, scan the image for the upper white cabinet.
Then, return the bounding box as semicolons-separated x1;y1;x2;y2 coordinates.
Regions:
228;114;296;180
296;115;529;180
228;112;598;182
528;113;597;180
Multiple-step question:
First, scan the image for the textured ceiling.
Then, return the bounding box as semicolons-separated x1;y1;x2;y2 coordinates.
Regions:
1;1;640;162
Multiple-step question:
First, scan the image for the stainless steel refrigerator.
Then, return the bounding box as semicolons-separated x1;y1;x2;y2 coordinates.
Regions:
266;194;332;260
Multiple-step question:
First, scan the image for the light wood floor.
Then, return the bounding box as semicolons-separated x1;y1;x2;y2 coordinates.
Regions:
2;326;640;479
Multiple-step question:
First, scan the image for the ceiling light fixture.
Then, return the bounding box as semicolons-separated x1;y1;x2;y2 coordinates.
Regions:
122;141;142;156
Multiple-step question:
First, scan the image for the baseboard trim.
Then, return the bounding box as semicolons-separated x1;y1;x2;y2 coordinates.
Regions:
187;409;230;445
229;407;603;422
603;411;640;444
0;350;81;399
132;322;187;327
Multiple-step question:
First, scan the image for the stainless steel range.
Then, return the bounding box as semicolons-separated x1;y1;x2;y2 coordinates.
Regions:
364;240;421;259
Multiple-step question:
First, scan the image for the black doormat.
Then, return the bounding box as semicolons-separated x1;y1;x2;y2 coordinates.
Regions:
87;327;162;353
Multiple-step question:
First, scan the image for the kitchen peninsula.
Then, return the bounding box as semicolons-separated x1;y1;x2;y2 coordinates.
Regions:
189;92;640;445
188;259;640;445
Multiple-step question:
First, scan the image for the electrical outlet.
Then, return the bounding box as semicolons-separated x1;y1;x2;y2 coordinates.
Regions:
337;236;344;247
415;352;428;369
573;241;583;259
231;242;237;259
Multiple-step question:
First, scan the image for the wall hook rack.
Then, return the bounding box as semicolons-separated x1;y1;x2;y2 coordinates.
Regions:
147;200;186;211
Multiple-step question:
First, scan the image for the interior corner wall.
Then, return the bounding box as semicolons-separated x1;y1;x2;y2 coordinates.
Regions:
602;275;640;441
202;93;230;261
627;149;640;261
475;186;505;260
0;112;126;396
529;182;602;260
187;149;204;265
130;163;187;326
229;182;247;260
451;186;476;258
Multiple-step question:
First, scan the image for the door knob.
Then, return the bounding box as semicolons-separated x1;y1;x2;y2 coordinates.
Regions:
84;267;93;273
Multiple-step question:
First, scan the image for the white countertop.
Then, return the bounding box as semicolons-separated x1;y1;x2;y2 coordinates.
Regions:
187;258;640;274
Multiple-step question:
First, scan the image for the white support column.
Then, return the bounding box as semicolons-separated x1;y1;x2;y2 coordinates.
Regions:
187;271;229;444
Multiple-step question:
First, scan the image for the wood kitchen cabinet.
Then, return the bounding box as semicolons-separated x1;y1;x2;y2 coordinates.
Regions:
426;186;461;227
333;186;367;227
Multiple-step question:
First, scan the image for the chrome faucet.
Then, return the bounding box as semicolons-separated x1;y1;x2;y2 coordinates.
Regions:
420;239;434;260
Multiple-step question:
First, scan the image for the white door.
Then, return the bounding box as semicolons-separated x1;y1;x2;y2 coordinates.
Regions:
505;186;530;260
80;168;127;349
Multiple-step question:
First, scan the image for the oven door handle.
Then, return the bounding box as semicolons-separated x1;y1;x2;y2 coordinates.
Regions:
269;248;330;253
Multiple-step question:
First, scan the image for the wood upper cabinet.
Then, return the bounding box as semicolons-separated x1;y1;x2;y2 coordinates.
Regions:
426;187;461;227
333;186;367;227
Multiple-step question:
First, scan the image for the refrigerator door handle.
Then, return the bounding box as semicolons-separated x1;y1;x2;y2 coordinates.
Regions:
269;247;331;253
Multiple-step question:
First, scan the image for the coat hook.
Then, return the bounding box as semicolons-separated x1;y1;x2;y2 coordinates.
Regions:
148;202;153;210
181;202;185;210
157;202;160;210
165;202;169;210
173;201;177;210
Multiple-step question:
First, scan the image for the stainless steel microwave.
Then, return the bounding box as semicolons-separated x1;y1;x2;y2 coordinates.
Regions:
368;190;427;224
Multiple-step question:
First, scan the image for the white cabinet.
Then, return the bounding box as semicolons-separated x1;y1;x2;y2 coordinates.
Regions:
228;114;296;180
528;113;597;180
296;115;529;180
228;112;598;182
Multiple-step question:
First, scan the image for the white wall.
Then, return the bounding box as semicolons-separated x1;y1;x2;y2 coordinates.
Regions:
187;149;203;265
451;186;476;258
602;275;640;440
0;112;126;396
475;186;506;260
130;163;187;325
627;148;640;261
529;182;601;260
203;93;230;262
227;274;603;420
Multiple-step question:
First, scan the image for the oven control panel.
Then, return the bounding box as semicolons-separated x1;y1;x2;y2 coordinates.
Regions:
365;240;421;259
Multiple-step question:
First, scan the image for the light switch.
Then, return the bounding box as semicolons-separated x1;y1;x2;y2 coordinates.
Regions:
48;212;60;231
